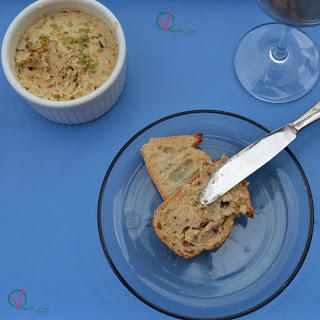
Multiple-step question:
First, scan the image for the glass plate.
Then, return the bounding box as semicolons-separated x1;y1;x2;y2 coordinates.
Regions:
98;110;313;319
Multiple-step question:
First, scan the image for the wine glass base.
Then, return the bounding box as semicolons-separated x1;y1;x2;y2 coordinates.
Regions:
234;23;320;103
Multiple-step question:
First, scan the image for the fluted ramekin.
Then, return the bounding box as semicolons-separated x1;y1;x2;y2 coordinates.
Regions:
1;0;126;124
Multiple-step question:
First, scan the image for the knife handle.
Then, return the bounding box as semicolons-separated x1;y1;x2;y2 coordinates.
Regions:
291;100;320;133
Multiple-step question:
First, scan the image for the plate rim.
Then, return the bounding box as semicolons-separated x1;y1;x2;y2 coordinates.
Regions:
97;109;314;320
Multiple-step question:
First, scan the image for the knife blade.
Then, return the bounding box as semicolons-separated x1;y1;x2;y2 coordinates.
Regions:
200;100;320;205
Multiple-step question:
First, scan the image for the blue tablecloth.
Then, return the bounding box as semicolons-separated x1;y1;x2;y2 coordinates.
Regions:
1;1;319;319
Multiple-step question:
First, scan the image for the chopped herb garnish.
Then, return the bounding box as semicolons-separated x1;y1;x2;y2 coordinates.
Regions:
62;33;89;48
50;23;58;29
27;42;35;52
39;34;49;43
79;28;90;33
35;18;48;29
67;21;73;27
62;36;75;45
54;94;60;99
78;52;98;72
50;15;55;20
78;34;89;47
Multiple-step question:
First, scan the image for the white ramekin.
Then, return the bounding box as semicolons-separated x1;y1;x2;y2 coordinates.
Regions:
1;0;126;124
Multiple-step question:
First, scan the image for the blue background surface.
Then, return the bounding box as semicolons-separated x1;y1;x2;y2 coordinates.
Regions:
0;1;319;319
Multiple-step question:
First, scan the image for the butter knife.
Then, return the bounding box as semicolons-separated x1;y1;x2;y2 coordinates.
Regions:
200;100;320;205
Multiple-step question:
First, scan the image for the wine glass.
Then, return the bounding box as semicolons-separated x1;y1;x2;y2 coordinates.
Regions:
234;0;320;103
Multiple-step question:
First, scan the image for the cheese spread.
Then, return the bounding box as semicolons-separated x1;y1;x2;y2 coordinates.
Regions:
15;9;119;101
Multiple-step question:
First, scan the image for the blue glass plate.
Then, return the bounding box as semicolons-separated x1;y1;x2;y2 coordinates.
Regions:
98;110;313;319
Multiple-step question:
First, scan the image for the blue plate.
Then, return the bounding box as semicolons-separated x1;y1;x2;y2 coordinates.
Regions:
98;110;313;319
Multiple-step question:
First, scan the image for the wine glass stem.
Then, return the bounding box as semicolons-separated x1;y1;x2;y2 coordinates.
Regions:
271;25;289;61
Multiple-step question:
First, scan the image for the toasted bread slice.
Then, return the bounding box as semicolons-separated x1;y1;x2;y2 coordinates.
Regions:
140;133;212;200
153;156;254;259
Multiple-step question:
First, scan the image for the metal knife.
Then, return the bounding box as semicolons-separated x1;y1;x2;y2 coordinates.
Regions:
200;100;320;205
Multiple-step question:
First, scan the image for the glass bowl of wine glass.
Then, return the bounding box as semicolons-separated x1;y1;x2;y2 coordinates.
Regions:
234;0;320;103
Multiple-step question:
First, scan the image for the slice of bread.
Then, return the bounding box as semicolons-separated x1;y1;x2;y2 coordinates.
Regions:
140;133;212;200
153;156;254;259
